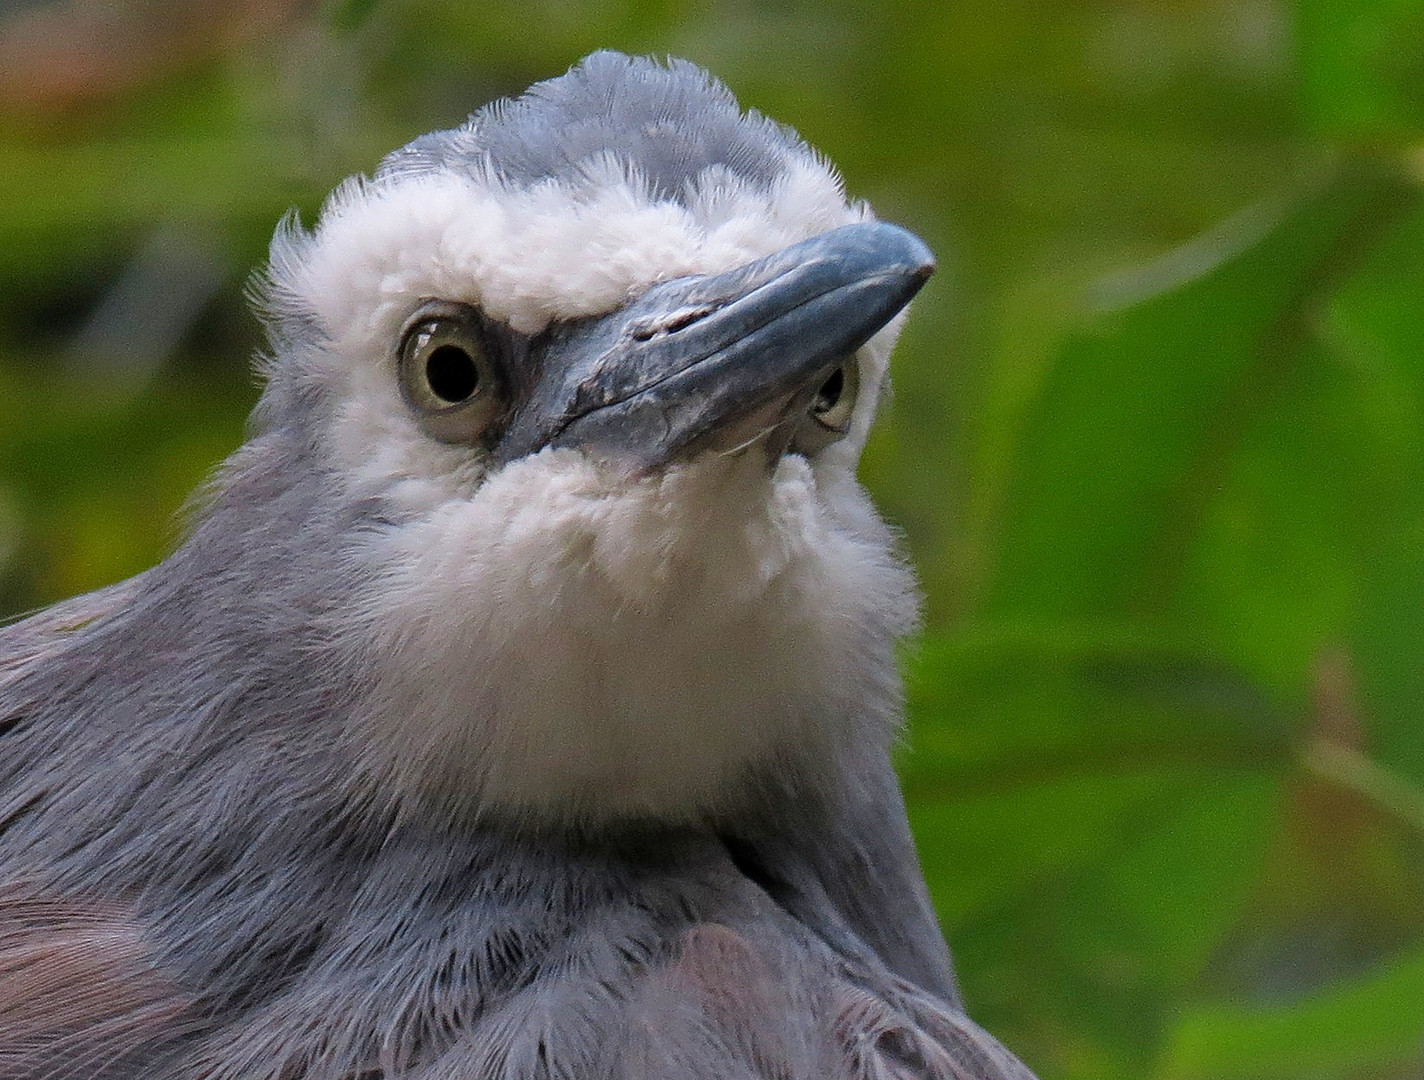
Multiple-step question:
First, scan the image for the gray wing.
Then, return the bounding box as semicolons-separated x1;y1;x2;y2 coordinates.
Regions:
0;582;205;1079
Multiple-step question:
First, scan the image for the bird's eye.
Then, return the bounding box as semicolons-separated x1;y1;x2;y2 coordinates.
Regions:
398;313;503;442
792;360;860;455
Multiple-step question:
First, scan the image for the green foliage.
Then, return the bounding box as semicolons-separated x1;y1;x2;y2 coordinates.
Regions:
1;1;1421;1077
1300;0;1424;137
329;0;384;32
1163;944;1424;1077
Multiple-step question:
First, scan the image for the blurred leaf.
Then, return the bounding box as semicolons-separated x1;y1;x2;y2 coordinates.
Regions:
1064;774;1280;988
904;623;1293;789
986;166;1409;621
1318;201;1424;786
1159;943;1424;1078
1174;331;1375;694
330;0;383;31
907;625;1285;1076
0;361;253;608
1298;0;1424;139
1302;738;1424;837
907;158;1424;1077
911;770;1181;927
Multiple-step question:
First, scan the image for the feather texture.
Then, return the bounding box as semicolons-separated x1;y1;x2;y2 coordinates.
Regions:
0;885;197;1080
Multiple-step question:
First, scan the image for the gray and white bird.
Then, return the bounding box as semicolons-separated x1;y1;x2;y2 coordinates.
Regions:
0;53;1037;1080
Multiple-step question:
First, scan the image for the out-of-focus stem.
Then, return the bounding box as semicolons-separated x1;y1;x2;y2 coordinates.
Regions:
1300;737;1424;838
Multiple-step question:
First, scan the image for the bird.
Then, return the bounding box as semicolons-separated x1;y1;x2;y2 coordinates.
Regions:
0;52;1038;1080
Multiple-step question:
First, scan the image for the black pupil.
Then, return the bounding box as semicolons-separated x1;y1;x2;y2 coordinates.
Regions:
425;344;479;403
813;367;844;413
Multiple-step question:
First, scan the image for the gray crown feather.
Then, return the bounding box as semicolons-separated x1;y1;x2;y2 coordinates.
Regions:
380;51;818;201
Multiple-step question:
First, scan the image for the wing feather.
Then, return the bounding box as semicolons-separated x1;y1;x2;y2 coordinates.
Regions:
0;883;198;1080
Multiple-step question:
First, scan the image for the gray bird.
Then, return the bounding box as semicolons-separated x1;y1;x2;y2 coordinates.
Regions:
0;52;1038;1080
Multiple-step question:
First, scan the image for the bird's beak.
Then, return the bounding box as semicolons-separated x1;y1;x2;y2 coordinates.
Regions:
494;221;934;469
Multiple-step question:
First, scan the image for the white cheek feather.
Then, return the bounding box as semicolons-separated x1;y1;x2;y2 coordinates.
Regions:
339;451;917;822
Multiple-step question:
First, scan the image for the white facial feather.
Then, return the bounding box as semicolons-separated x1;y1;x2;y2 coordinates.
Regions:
266;152;918;822
340;450;917;822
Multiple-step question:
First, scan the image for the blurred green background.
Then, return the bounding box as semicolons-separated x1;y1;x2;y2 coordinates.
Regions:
2;0;1422;1076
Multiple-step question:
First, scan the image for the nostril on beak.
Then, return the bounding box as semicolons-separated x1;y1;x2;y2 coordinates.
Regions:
628;304;720;342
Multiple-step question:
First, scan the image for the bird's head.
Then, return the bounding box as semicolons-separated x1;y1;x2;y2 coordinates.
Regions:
246;52;932;827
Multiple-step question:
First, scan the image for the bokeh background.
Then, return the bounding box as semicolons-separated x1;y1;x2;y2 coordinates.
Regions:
2;1;1423;1076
